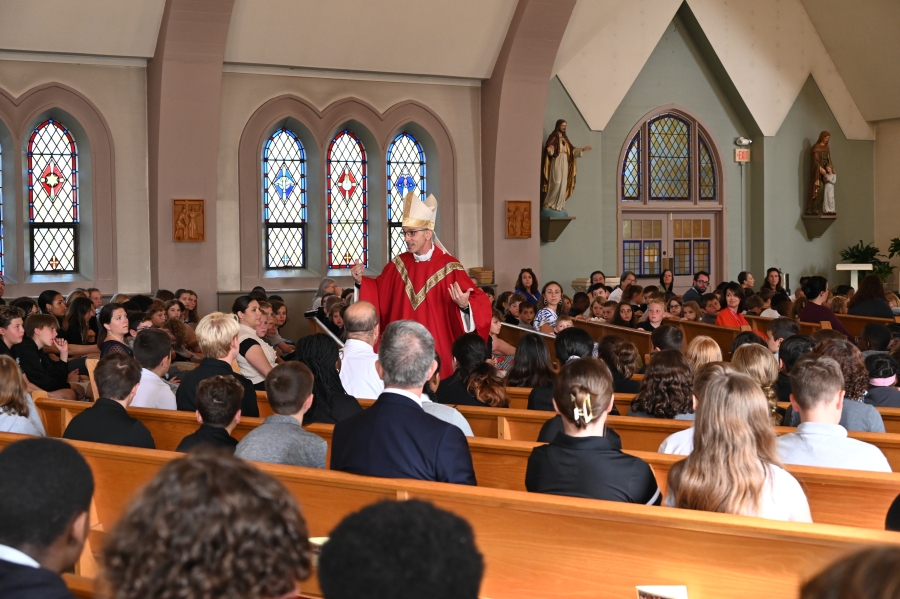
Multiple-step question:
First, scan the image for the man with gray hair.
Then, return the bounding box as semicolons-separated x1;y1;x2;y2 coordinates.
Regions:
339;301;384;399
330;320;476;485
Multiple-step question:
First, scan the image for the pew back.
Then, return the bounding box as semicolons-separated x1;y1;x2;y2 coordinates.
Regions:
4;431;897;599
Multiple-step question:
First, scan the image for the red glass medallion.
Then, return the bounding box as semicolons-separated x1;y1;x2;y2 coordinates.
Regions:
337;170;356;199
40;163;65;198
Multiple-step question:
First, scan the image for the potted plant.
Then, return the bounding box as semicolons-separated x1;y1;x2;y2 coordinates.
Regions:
839;240;895;282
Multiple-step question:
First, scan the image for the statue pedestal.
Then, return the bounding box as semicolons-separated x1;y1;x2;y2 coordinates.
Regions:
801;212;837;239
836;263;873;289
540;216;575;242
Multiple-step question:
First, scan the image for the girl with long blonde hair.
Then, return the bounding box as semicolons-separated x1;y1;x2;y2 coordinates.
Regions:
666;373;811;522
731;344;781;424
685;336;722;371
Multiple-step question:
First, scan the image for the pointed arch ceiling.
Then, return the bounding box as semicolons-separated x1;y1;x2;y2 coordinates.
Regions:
553;0;875;140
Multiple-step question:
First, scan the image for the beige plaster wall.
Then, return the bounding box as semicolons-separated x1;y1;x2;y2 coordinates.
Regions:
874;118;900;288
0;59;150;294
215;71;482;291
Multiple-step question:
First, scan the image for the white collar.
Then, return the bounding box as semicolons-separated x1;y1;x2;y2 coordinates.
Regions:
384;387;425;407
344;338;376;352
0;544;39;568
412;243;435;262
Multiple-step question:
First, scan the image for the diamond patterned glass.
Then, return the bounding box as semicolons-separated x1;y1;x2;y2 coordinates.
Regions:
327;130;367;269
263;128;306;268
32;226;76;272
699;136;716;200
622;132;640;200
28;120;78;272
267;226;304;269
623;241;641;275
674;240;691;275
649;115;690;200
387;132;426;259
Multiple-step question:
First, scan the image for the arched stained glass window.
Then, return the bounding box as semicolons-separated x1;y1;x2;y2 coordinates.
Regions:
699;135;716;201
327;130;367;269
386;133;425;259
28;119;78;273
622;132;640;201
648;114;690;201
263;128;306;269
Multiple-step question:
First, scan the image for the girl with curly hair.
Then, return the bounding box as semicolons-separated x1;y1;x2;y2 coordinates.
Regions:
628;350;694;419
102;451;312;599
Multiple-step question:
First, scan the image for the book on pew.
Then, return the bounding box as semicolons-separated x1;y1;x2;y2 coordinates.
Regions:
636;585;688;599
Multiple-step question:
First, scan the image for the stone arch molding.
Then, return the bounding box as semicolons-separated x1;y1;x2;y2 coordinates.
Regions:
0;82;117;294
238;95;458;290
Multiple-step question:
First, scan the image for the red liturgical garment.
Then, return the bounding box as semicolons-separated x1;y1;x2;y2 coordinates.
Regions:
360;247;491;379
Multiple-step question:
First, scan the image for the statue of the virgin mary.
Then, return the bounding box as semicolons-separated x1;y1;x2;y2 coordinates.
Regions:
806;131;834;215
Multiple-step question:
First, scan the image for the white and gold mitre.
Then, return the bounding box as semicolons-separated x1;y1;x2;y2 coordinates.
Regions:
401;191;438;230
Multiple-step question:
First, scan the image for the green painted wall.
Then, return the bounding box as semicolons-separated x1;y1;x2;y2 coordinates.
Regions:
753;76;875;289
541;16;874;293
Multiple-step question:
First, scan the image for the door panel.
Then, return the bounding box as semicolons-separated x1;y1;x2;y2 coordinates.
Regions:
621;212;717;295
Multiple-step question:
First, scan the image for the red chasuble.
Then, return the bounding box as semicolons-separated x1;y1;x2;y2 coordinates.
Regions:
360;247;491;379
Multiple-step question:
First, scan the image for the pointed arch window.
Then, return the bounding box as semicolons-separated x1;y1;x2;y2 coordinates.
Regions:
28;119;78;273
327;130;367;269
619;111;720;206
263;127;307;269
386;132;426;260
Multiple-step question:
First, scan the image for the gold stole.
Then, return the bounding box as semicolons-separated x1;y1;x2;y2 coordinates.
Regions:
392;256;465;310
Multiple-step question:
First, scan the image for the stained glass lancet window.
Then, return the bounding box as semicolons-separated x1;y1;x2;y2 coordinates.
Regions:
327;130;367;269
263;128;306;269
699;135;716;201
649;115;690;200
622;132;640;201
28;119;78;273
386;133;426;259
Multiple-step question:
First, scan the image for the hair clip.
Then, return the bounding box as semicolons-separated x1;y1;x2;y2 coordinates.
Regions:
571;393;594;424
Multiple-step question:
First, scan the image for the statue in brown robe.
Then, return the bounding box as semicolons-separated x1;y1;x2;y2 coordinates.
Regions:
806;131;833;215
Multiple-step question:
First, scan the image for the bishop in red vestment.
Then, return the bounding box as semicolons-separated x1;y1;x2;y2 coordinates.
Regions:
352;193;491;379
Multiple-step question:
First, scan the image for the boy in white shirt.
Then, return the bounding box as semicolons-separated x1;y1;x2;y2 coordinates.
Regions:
130;329;177;410
777;354;891;472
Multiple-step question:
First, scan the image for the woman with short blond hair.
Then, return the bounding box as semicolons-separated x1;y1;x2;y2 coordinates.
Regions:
666;372;811;522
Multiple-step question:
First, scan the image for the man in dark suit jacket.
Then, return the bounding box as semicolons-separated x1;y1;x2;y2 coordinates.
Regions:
176;312;259;417
63;354;155;449
0;437;94;599
331;320;476;485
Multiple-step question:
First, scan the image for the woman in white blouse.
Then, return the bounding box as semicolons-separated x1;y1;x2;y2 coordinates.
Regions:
231;296;277;390
665;372;811;523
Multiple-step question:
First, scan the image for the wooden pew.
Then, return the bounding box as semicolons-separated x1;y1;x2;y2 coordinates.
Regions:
674;320;745;360
63;574;95;599
465;436;900;531
574;319;654;357
777;400;900;435
6;432;897;599
504;388;636;413
497;323;555;359
745;315;823;337
836;313;900;338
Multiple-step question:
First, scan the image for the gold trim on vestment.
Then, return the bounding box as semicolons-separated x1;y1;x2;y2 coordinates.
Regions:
400;217;435;230
392;256;465;310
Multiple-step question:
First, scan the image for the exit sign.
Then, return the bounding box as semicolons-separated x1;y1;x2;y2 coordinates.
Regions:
734;148;750;162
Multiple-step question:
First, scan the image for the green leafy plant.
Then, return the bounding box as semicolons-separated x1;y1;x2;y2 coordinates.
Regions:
839;240;896;283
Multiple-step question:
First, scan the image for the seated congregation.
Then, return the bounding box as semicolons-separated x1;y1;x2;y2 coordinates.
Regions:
3;269;900;598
